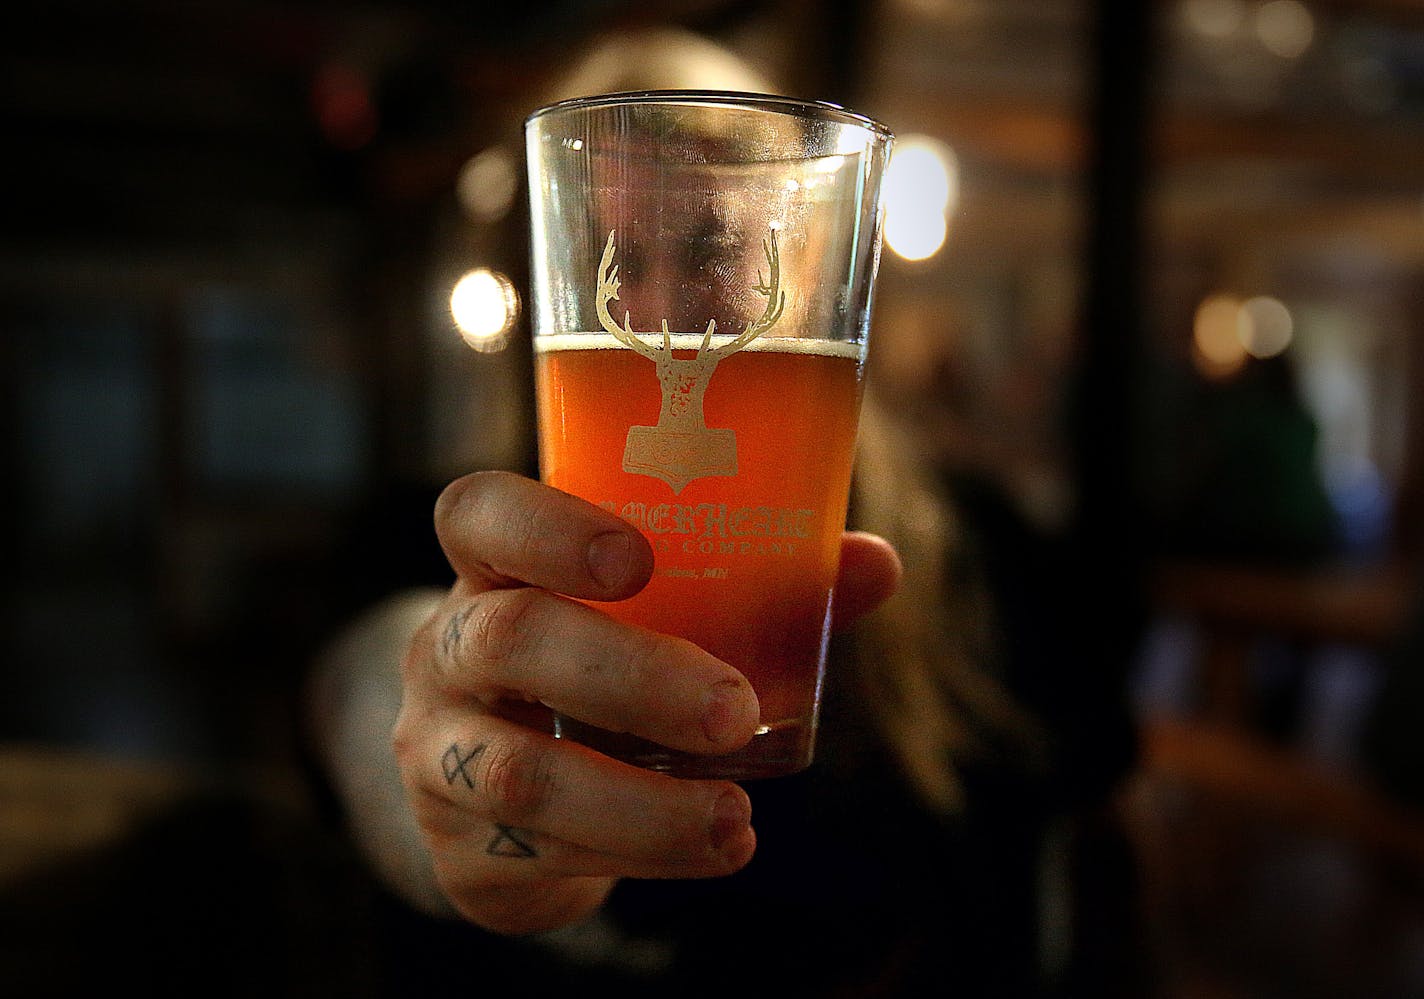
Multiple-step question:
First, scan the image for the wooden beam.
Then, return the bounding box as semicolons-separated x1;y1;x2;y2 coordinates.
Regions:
1140;715;1424;869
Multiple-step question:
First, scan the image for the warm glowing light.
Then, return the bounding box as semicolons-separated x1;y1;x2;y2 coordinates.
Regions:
884;135;958;262
885;209;948;262
1193;294;1248;378
457;148;519;223
1238;295;1294;357
1254;0;1314;59
887;138;958;213
450;269;519;351
1182;0;1246;39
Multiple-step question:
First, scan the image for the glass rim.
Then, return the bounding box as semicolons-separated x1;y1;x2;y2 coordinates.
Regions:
524;89;893;141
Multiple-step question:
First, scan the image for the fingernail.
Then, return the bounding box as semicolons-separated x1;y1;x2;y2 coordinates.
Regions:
586;531;632;591
709;789;751;852
701;679;750;746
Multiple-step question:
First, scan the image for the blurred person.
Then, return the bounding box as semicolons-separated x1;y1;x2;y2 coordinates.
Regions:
0;16;1140;999
1153;353;1340;568
301;22;1142;999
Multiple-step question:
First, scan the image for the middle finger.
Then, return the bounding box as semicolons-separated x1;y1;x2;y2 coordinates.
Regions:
434;587;759;756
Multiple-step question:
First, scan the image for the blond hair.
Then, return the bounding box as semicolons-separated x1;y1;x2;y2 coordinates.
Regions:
848;388;1048;813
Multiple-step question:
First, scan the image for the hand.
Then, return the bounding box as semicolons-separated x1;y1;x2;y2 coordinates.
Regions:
393;471;901;935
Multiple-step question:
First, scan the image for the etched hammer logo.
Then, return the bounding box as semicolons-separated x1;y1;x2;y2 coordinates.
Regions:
595;228;786;494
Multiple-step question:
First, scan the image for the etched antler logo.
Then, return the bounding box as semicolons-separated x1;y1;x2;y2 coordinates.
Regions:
596;228;786;494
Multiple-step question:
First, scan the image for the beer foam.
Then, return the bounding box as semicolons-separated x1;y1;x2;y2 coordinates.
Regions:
534;333;865;361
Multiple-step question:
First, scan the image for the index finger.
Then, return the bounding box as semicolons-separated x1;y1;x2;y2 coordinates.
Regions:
435;472;653;601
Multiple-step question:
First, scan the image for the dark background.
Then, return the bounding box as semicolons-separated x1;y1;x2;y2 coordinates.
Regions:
4;1;1424;995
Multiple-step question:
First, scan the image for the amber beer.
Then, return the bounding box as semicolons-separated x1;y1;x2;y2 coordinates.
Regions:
525;89;891;777
535;332;865;778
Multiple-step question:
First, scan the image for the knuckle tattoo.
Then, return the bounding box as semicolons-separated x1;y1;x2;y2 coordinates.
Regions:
441;740;486;790
439;604;476;664
486;824;538;859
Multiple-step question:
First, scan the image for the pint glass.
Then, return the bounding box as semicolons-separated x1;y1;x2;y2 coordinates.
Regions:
525;90;892;779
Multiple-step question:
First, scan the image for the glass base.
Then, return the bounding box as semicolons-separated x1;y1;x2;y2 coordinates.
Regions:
553;716;815;780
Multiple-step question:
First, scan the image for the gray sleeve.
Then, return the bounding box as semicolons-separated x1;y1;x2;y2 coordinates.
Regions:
304;587;458;919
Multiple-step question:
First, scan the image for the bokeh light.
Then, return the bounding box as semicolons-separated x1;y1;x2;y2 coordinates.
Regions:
450;268;519;351
456;148;519;223
1181;0;1247;39
883;134;959;262
1254;0;1314;59
885;210;949;262
310;63;378;151
1193;293;1249;378
1238;295;1295;357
